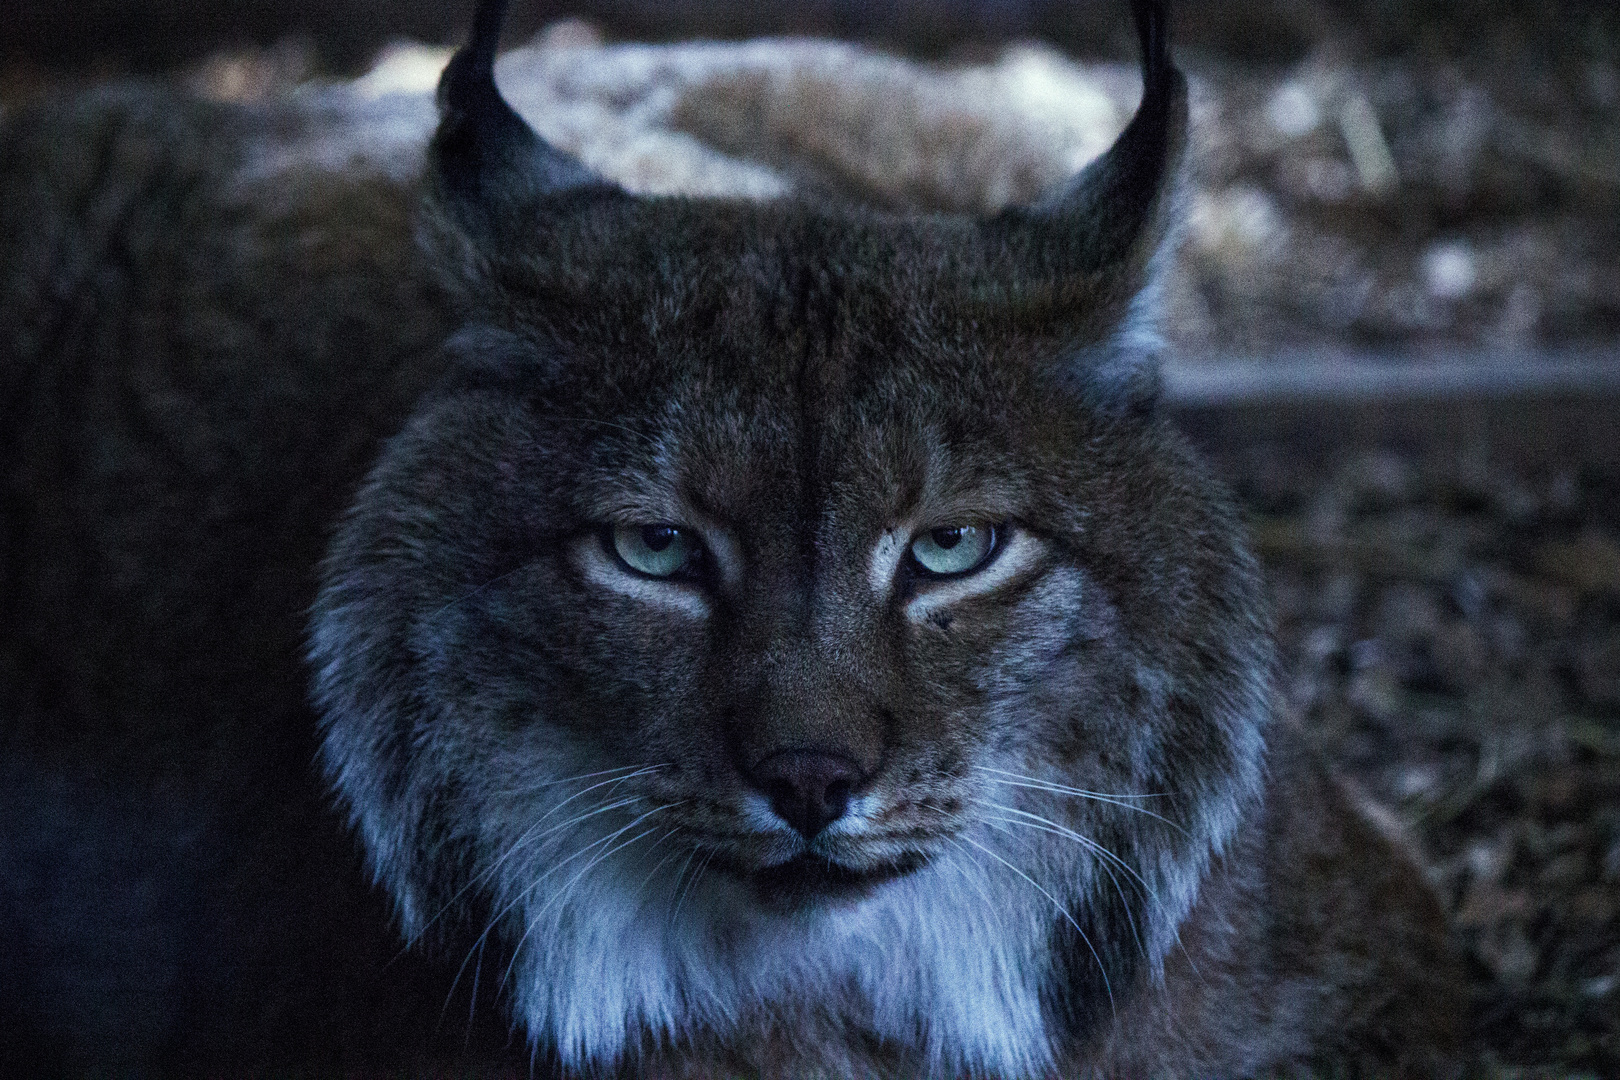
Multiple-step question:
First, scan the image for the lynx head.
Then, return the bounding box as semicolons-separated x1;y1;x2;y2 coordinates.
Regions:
311;0;1271;1073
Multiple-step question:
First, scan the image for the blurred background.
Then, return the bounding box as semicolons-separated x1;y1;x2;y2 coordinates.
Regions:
4;0;1618;71
3;2;1616;1076
5;1;1617;358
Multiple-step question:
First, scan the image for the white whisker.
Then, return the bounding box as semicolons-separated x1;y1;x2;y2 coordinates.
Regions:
499;801;683;995
630;828;689;906
446;792;658;1003
975;814;1148;963
973;800;1163;907
943;836;1010;939
665;845;703;930
974;765;1167;799
670;846;716;928
958;835;1114;1018
974;767;1186;837
408;764;668;946
493;761;670;798
973;800;1205;982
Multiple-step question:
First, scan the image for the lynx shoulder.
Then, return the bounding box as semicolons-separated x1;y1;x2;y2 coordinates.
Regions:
0;1;1462;1076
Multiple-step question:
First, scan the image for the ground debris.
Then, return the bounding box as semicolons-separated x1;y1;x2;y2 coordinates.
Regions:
1214;432;1620;1077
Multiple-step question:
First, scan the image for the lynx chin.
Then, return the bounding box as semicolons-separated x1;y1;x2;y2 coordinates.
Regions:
0;0;1464;1075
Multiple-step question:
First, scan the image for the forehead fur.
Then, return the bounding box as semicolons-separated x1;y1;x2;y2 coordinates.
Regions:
461;209;1111;497
437;194;1130;376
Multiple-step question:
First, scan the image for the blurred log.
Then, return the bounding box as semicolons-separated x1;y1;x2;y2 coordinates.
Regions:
1164;347;1620;407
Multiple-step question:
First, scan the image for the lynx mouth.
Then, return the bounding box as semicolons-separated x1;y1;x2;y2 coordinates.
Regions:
743;851;928;908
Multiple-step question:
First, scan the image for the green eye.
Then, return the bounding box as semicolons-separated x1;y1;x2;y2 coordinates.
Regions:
609;524;702;579
909;524;998;578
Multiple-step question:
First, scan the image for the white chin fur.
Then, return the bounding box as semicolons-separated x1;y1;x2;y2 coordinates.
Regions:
497;785;1098;1078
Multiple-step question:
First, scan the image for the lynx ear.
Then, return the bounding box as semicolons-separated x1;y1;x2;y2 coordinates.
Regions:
427;0;618;239
978;0;1188;414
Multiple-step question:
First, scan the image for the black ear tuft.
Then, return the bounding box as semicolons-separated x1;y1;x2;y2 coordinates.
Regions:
966;0;1187;416
1023;0;1185;278
429;0;614;238
1133;0;1172;89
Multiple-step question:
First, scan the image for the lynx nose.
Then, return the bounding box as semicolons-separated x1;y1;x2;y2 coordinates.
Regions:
749;750;860;839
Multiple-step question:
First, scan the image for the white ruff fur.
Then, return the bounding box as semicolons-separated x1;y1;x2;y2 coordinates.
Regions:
475;745;1264;1079
502;815;1066;1076
469;582;1268;1075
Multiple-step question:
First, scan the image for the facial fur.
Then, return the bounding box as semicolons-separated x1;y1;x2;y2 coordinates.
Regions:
313;194;1271;1075
310;1;1274;1075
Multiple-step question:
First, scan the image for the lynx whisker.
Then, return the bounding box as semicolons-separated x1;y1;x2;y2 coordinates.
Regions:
669;846;717;929
450;763;669;906
957;835;1114;1017
942;836;1011;939
630;827;690;905
665;845;702;927
973;800;1164;909
445;793;655;1000
505;794;647;859
975;801;1207;984
464;933;486;1036
974;765;1167;800
436;928;493;1034
407;787;652;948
975;767;1187;837
537;820;676;928
975;814;1149;963
494;761;670;798
498;801;683;996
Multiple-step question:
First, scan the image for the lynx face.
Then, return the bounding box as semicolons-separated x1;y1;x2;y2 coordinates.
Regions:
311;1;1270;1074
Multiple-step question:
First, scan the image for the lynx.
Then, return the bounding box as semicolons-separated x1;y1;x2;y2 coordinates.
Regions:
0;0;1461;1075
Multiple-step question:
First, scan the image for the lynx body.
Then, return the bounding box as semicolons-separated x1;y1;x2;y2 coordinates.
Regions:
0;2;1460;1076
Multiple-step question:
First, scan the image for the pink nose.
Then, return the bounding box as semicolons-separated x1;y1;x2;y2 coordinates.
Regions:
748;750;860;839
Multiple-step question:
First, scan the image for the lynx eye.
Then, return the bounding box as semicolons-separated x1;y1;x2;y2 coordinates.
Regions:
909;524;998;578
608;524;703;579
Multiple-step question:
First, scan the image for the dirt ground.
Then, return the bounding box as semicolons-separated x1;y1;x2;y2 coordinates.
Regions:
1162;48;1620;355
1182;398;1620;1078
